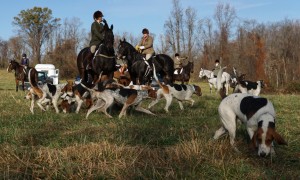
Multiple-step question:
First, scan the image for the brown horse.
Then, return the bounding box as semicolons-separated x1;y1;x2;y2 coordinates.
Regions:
7;60;28;91
173;61;194;84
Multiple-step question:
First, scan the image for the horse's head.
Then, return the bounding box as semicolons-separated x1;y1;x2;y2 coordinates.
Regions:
199;68;213;79
117;39;134;61
7;59;18;72
103;22;114;50
199;68;204;78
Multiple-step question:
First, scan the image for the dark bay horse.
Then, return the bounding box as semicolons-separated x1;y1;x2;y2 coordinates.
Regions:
173;61;194;84
117;39;174;85
77;21;116;86
7;60;28;91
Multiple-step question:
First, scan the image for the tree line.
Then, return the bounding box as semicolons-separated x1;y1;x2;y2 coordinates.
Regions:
0;0;299;88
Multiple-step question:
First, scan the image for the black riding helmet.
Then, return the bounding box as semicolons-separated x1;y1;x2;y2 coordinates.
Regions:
142;28;149;34
93;10;104;19
175;53;180;57
22;53;27;57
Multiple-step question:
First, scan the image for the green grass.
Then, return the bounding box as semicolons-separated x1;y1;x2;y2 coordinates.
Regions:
0;69;300;179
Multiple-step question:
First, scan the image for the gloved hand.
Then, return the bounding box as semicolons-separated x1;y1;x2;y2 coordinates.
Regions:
102;19;107;24
135;45;140;51
139;46;145;50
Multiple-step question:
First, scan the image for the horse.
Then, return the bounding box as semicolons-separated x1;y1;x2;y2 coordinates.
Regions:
198;68;231;95
77;21;116;86
173;61;194;84
7;60;29;91
116;39;174;85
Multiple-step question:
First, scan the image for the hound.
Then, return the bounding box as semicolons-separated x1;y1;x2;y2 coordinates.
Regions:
25;68;75;114
148;65;202;112
85;87;156;119
42;80;74;113
234;79;264;96
25;68;51;114
72;83;93;113
213;93;287;157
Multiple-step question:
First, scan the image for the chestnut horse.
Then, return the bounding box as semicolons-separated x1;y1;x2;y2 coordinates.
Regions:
7;60;29;91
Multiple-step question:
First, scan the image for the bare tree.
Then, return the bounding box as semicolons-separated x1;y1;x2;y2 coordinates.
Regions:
213;2;236;65
8;36;24;61
185;7;197;59
0;39;9;68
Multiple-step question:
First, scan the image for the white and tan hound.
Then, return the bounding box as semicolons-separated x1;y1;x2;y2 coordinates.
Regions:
25;68;74;114
213;93;287;157
148;65;202;113
85;86;156;119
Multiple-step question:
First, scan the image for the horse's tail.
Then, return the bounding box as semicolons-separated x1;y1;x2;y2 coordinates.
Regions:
216;66;227;92
152;64;164;89
28;68;39;88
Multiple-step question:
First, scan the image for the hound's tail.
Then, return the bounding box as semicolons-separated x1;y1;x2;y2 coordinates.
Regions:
152;64;164;89
216;67;226;91
28;68;39;88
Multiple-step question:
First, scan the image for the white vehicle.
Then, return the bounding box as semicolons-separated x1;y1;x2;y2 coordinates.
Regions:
35;64;59;85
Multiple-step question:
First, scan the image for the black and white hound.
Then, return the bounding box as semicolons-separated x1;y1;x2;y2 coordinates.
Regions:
234;79;264;96
213;93;287;157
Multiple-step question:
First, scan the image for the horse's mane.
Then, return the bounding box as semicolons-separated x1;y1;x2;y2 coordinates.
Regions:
10;59;20;65
120;39;135;50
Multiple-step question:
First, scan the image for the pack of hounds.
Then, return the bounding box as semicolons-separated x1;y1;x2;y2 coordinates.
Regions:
25;65;287;157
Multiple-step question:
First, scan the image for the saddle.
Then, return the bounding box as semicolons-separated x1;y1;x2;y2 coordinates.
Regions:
174;68;183;75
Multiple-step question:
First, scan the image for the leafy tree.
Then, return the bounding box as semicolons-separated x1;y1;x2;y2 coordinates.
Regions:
13;7;60;64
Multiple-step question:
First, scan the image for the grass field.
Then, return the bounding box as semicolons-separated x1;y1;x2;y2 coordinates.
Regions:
0;69;300;179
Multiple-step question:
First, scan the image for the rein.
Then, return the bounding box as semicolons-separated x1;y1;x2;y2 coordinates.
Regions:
95;53;115;59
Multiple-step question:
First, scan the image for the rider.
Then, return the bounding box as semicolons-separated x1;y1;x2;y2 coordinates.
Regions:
173;53;187;74
86;10;106;70
20;53;29;74
136;28;155;63
212;59;221;78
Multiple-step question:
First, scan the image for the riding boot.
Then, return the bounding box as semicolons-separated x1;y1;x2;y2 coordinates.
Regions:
85;52;94;70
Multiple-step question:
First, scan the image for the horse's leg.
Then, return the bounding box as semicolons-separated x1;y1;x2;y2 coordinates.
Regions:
225;82;230;95
209;83;212;94
79;68;85;81
16;79;19;92
21;80;25;91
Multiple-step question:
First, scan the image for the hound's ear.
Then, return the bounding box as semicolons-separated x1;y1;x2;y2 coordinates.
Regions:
250;131;258;149
273;131;288;145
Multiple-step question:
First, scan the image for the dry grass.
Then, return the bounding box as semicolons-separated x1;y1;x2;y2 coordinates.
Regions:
0;69;300;179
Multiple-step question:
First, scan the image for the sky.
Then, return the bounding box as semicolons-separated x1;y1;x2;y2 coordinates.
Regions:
1;0;300;41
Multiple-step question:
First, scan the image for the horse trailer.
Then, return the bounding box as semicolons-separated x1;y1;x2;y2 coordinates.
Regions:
35;64;59;85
